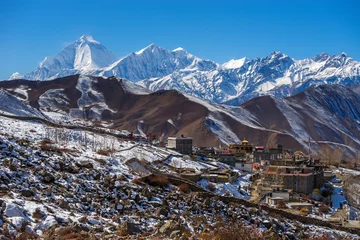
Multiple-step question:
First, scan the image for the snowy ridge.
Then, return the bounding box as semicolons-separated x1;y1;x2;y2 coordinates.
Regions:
120;78;152;95
0;90;45;118
70;75;116;120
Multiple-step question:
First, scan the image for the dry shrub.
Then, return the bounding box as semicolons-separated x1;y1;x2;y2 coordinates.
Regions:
276;200;287;209
207;183;216;192
147;175;169;187
318;204;331;214
42;226;94;240
198;222;279;240
96;149;115;156
132;177;143;185
16;138;31;146
39;144;77;153
39;139;77;153
178;183;190;193
94;158;107;165
299;208;309;215
301;195;313;202
39;138;53;145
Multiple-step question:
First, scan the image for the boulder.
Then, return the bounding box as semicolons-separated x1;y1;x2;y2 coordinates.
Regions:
42;173;55;183
76;161;93;169
156;207;169;217
21;189;34;198
59;199;70;210
117;221;140;236
32;208;45;219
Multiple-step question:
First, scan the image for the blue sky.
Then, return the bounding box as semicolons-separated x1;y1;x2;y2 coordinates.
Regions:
1;0;359;79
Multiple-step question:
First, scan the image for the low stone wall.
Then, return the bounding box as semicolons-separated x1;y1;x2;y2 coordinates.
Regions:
197;192;360;236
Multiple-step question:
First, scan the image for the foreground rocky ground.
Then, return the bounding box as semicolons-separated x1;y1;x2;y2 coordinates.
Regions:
0;117;359;239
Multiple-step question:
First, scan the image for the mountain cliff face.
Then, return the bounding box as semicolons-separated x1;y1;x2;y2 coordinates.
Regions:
8;35;360;105
1;75;359;157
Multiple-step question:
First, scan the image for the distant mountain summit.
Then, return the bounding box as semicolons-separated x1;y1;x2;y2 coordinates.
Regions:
95;43;218;81
8;35;360;105
20;35;118;80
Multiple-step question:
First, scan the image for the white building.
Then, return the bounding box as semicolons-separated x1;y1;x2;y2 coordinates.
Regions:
235;161;253;172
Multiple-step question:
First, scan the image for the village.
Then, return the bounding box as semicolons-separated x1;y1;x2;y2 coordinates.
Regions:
139;134;360;228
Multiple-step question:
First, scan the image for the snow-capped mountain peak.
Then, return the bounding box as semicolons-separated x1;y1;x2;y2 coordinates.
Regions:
135;43;162;55
222;57;248;69
22;35;119;80
9;72;24;80
77;34;100;44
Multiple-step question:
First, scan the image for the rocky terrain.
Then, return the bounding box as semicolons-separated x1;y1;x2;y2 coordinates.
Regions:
0;115;359;239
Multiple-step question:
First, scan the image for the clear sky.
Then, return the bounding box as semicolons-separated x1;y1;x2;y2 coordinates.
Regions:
1;0;359;79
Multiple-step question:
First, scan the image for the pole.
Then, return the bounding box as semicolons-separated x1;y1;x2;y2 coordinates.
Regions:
308;137;311;161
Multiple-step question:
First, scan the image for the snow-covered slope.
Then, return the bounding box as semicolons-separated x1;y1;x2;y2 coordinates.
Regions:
19;35;118;80
0;90;45;118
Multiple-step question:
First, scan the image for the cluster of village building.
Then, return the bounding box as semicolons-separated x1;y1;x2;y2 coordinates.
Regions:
166;136;329;212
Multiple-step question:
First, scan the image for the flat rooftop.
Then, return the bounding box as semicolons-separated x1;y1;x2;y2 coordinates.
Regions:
167;137;193;140
288;202;313;206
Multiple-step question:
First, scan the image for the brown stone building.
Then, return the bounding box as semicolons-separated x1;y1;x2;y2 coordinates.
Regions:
264;166;323;194
167;136;193;154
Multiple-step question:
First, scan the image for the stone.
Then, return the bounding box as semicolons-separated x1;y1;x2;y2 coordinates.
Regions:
170;230;181;238
21;189;35;198
59;199;70;210
142;188;153;200
78;216;88;224
156;207;169;217
42;173;55;183
66;165;79;174
9;164;17;171
76;161;93;169
32;208;45;219
117;221;140;236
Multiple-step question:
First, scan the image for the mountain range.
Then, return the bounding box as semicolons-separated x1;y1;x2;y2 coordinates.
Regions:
8;35;360;105
1;75;359;158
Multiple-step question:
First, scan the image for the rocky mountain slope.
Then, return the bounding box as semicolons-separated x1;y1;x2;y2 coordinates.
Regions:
7;35;360;105
0;114;358;239
1;75;359;158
